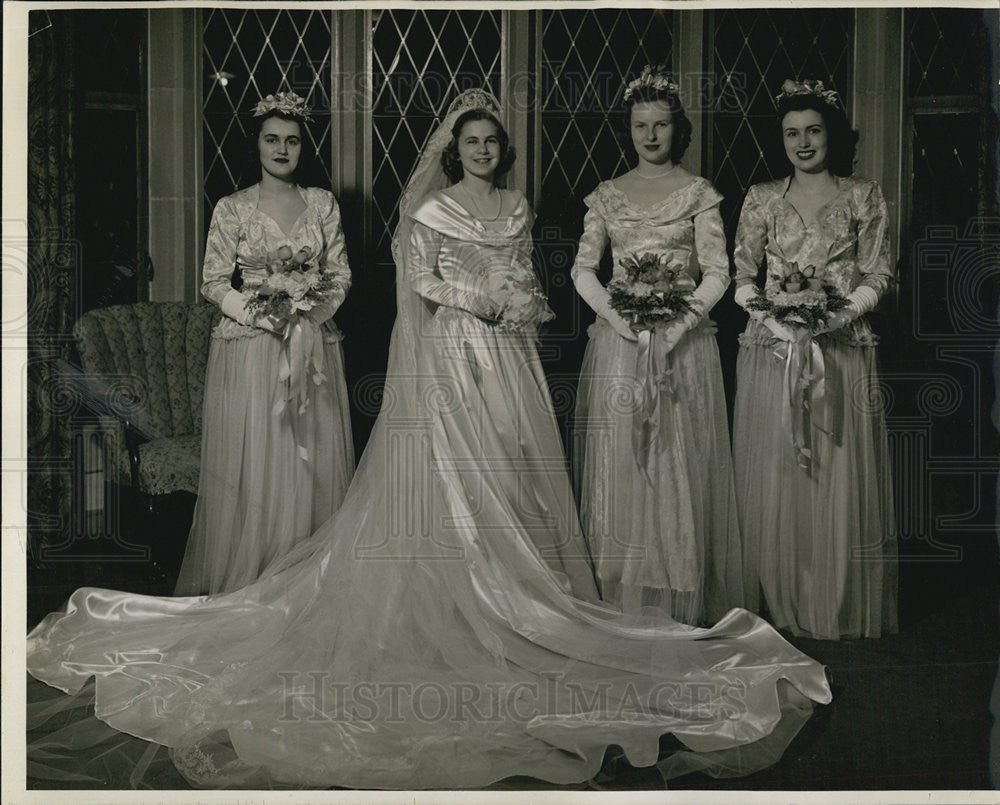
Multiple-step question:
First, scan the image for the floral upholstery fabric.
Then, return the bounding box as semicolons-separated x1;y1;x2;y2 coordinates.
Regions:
73;302;220;492
109;433;203;496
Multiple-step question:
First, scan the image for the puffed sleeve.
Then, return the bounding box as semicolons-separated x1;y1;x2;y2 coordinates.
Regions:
307;192;352;324
407;221;495;318
855;180;894;298
732;184;770;309
569;193;609;283
570;192;618;320
733;185;768;289
201;196;240;307
688;202;731;317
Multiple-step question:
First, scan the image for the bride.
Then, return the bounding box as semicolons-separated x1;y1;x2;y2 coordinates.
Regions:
27;90;831;790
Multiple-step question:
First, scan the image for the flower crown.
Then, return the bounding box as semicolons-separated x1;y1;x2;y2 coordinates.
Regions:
775;79;839;108
623;65;680;102
251;91;313;122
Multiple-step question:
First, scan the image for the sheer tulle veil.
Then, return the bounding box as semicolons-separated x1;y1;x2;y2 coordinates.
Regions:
389;88;503;404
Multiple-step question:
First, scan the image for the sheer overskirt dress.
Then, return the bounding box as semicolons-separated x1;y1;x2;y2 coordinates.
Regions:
572;179;745;625
732;176;898;640
174;185;355;596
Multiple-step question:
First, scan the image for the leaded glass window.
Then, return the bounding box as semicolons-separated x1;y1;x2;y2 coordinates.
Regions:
706;8;853;232
538;9;673;207
203;9;334;224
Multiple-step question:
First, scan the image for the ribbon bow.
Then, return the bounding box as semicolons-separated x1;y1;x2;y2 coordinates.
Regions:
766;322;844;472
273;318;328;461
631;329;677;481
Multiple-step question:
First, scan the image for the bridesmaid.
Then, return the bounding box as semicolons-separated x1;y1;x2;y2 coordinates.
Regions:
175;91;355;595
571;65;744;625
732;79;898;639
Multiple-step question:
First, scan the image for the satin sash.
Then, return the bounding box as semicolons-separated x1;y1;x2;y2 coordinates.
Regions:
769;329;843;472
631;329;676;480
274;319;327;461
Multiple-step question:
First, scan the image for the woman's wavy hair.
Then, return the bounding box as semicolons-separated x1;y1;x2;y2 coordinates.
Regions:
776;93;858;177
243;110;322;188
623;86;692;165
441;109;516;184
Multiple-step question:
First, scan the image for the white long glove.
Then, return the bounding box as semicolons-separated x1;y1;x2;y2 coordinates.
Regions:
688;272;728;318
220;289;284;334
572;270;637;341
734;283;766;321
842;285;880;319
648;270;728;355
818;286;880;333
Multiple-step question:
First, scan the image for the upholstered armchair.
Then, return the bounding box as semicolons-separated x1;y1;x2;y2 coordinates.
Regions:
72;302;220;548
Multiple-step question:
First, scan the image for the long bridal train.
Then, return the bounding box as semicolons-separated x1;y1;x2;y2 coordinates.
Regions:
26;90;831;790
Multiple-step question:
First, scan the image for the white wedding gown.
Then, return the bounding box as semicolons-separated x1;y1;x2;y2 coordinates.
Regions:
26;91;831;790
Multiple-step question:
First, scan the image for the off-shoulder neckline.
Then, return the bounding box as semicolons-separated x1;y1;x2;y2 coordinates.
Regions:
604;175;705;213
424;189;528;234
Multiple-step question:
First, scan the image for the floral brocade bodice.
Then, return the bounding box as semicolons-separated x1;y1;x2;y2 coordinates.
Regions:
733;175;893;300
201;184;351;338
572;177;729;290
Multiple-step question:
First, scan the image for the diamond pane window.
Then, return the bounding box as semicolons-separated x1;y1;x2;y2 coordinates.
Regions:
539;9;673;207
370;9;502;261
203;9;333;226
708;8;852;232
912;113;984;240
906;8;991;98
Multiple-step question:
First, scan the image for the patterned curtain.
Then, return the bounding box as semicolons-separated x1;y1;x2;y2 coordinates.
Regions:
27;12;78;554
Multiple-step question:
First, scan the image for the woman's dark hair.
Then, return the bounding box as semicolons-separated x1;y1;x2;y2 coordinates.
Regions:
441;109;517;184
623;86;692;165
243;110;320;187
776;93;858;177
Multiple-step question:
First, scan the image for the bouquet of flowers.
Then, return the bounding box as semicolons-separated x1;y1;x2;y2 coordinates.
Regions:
481;269;555;332
607;252;696;329
745;261;850;332
241;245;345;417
243;244;339;322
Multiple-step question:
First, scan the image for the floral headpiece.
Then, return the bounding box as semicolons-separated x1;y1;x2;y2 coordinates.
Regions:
251;91;313;122
623;64;680;102
775;79;839;108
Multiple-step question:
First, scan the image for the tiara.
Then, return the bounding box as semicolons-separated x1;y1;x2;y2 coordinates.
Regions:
775;79;839;108
447;88;502;119
623;65;680;102
251;91;313;121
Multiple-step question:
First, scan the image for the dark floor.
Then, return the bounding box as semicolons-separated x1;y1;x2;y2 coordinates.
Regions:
25;498;999;791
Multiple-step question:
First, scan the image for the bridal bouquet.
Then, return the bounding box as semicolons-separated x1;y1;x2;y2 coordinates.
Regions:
608;252;696;329
745;261;850;332
242;245;339;321
482;270;555;332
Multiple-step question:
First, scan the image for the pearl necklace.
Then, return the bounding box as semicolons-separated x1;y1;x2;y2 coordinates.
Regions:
462;184;502;221
634;163;677;179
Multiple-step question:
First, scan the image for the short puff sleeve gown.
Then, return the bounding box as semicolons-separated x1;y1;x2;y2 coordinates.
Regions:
732;176;898;639
174;184;355;596
572;178;745;625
